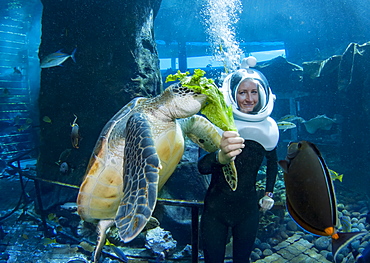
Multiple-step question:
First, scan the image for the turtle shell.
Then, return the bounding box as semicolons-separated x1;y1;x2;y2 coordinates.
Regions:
77;83;238;245
77;97;146;221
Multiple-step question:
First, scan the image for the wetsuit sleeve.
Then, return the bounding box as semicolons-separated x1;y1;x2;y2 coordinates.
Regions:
197;148;223;175
265;147;278;193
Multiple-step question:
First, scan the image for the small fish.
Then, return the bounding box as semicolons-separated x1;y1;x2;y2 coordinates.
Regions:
17;124;31;132
329;169;343;182
48;213;58;222
71;114;81;149
60;202;78;211
277;121;296;132
40;48;76;68
278;114;305;123
105;239;129;262
340;216;351;232
43;237;57;245
55;148;72;165
42;116;52;124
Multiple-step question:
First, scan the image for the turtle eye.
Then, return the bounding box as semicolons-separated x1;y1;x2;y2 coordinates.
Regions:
297;142;302;149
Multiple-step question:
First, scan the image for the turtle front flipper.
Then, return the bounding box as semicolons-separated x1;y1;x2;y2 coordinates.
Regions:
180;115;221;152
115;112;160;243
221;162;237;191
180;115;238;190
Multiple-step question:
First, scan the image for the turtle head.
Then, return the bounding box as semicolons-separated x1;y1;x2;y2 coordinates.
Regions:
163;83;207;118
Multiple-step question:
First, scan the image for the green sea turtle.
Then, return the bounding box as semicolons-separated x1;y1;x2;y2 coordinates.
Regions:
77;81;237;262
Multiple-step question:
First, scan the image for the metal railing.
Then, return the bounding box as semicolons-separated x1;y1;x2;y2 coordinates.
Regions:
5;153;204;262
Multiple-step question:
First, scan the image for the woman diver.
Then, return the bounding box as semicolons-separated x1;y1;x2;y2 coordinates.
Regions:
198;57;280;262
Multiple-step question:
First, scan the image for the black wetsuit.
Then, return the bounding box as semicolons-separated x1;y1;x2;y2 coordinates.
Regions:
198;140;278;263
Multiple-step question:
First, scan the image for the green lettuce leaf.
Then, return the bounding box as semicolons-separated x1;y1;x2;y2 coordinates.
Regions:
166;69;236;131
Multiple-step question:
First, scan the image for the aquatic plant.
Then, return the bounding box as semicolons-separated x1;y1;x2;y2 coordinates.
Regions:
166;69;236;131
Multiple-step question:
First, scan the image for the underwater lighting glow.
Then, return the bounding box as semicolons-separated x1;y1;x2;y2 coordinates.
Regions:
159;49;286;70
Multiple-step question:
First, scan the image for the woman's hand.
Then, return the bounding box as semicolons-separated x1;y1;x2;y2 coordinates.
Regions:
259;196;274;212
217;131;245;165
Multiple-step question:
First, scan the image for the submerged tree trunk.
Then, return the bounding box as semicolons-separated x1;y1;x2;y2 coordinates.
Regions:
37;0;162;208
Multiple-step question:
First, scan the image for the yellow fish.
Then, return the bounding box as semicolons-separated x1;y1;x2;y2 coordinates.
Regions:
105;239;129;262
278;114;305;123
277;121;296;132
42;238;57;245
17;124;31;132
42;116;52;124
329;169;343;182
47;213;59;222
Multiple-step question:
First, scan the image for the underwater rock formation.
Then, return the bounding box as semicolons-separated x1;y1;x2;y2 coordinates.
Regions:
37;0;162;208
300;42;370;188
154;140;209;245
145;226;177;257
255;56;303;94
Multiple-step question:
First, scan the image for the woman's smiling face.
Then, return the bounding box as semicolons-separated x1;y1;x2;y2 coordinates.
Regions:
236;79;259;113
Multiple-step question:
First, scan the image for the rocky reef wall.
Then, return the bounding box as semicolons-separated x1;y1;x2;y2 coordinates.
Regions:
300;42;370;188
257;42;370;191
37;0;162;207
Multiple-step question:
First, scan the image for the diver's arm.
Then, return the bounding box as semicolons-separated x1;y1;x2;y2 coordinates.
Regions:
198;149;222;175
265;147;278;193
198;131;244;174
259;147;278;212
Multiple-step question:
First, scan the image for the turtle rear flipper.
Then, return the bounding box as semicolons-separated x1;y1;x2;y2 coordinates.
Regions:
115;113;160;243
93;219;115;263
181;115;238;191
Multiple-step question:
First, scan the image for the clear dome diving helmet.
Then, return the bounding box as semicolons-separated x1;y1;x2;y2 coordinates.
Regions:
220;57;279;151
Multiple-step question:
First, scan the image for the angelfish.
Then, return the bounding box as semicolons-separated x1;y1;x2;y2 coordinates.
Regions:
71;114;81;149
278;141;364;262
